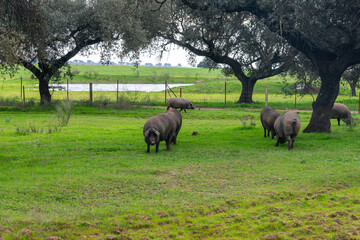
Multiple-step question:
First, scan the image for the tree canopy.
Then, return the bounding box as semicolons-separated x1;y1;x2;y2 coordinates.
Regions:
157;1;296;103
0;0;38;75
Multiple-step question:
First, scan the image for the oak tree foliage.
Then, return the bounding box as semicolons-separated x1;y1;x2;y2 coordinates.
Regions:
1;0;161;104
174;0;360;132
342;65;360;97
157;1;296;103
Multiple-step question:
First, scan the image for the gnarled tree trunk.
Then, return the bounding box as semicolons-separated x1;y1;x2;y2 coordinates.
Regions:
38;75;51;105
303;72;341;133
348;81;357;97
236;79;256;103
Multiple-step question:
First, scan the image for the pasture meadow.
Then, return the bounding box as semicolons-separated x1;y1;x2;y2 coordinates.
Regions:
0;105;360;239
0;65;360;239
0;65;359;111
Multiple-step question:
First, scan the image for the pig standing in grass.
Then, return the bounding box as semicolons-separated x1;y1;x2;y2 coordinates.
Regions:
166;97;195;112
274;111;301;150
260;107;281;139
143;113;176;153
330;103;352;126
166;108;182;144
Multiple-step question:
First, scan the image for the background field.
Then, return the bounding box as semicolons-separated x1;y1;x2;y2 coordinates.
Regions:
0;65;360;239
0;64;359;110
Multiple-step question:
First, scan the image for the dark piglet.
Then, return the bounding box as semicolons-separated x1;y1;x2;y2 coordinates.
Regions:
143;113;176;153
330;103;352;126
166;97;195;112
166;108;182;144
274;111;301;150
260;107;281;139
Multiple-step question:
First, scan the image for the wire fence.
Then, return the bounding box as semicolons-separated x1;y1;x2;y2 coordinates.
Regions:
5;78;360;112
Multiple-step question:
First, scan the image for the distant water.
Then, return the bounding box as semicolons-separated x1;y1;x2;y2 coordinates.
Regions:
48;83;193;92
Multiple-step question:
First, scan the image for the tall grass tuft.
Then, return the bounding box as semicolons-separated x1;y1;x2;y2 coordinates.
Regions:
55;100;73;126
16;121;44;134
349;117;360;129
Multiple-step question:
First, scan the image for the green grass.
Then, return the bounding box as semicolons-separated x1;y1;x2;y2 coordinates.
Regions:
0;65;360;238
0;106;360;239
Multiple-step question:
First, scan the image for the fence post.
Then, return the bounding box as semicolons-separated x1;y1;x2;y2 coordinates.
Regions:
20;77;23;98
117;80;119;102
265;85;268;108
165;81;167;103
180;88;182;98
89;83;93;102
225;81;227;105
67;78;69;100
295;84;297;109
23;86;25;104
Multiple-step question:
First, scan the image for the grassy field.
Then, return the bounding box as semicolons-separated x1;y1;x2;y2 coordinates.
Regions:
0;105;360;239
0;65;360;239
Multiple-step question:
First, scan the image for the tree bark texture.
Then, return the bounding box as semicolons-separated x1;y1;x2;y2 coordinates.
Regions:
349;82;357;97
38;75;51;105
237;79;256;103
303;73;341;133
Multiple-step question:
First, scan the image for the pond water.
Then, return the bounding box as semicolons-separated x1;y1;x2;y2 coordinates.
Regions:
48;83;193;92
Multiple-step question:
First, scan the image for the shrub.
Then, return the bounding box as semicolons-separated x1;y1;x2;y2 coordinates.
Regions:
111;96;133;110
236;114;256;128
0;97;18;106
72;68;80;75
162;72;170;80
93;97;111;110
55;100;73;126
84;71;99;79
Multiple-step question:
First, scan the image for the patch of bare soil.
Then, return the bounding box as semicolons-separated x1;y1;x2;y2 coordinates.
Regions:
45;236;61;240
0;224;12;233
262;233;282;240
157;212;170;218
18;228;32;236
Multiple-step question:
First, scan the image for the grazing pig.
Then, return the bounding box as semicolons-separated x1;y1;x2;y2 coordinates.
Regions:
274;111;301;150
260;107;281;139
166;97;195;112
330;103;352;126
143;113;176;153
166;108;182;144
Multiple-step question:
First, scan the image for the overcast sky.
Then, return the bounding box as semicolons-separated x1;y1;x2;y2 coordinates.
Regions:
73;47;203;67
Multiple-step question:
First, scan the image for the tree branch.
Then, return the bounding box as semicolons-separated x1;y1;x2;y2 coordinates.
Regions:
153;0;167;11
167;36;249;80
19;58;42;78
178;0;324;71
48;37;102;77
349;49;360;66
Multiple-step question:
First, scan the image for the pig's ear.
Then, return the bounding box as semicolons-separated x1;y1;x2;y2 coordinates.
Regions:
144;129;150;137
152;128;160;136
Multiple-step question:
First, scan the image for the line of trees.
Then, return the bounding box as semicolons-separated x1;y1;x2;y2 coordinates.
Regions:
1;0;360;133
